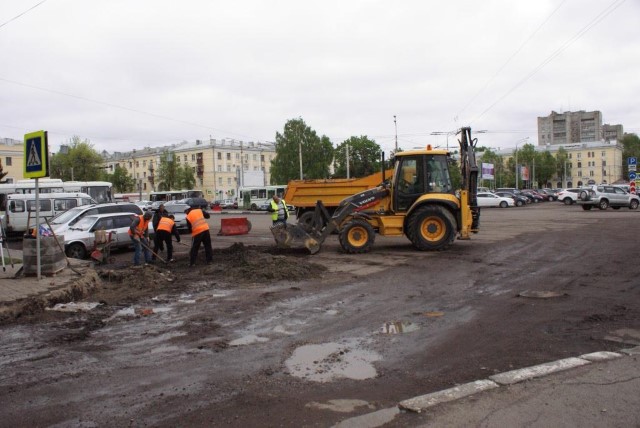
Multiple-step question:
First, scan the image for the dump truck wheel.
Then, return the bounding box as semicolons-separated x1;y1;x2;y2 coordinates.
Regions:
339;219;375;253
407;205;456;251
297;211;316;232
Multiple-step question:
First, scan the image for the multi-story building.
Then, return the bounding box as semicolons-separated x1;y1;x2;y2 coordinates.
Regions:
537;110;623;146
102;138;277;200
0;138;24;183
494;139;624;188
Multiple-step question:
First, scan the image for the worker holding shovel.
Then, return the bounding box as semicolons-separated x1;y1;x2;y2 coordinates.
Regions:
128;211;153;266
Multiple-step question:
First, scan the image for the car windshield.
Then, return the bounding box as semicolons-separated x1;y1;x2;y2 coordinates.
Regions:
69;215;98;231
166;204;189;214
50;206;87;225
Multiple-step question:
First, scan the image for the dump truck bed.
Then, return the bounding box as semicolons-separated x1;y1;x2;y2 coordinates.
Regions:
285;169;393;216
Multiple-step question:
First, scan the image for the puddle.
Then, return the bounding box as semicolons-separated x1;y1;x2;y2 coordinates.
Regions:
518;290;567;298
103;306;172;322
424;311;444;318
305;399;375;413
46;302;102;312
285;341;381;382
228;334;270;346
380;321;420;334
325;309;339;316
273;325;297;335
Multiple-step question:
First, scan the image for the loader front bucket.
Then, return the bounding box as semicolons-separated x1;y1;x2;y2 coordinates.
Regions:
271;223;320;254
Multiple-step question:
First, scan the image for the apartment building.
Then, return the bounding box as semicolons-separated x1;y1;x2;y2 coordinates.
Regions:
0;138;24;183
537;110;623;145
494;139;624;188
102;138;277;199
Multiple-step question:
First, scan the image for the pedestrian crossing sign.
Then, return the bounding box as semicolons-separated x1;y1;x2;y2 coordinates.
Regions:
23;130;49;178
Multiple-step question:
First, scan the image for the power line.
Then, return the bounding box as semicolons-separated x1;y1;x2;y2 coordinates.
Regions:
470;0;626;124
455;0;568;121
0;0;50;30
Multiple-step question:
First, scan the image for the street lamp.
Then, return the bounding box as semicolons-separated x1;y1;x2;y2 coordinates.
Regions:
394;115;398;153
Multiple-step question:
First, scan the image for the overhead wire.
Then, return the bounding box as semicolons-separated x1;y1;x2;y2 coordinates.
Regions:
469;0;627;124
0;0;50;30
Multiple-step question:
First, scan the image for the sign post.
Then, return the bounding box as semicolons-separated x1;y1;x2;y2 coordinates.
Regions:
628;157;637;195
24;130;49;280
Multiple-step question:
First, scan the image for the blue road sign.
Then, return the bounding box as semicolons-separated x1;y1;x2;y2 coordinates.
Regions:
628;157;637;166
630;172;637;180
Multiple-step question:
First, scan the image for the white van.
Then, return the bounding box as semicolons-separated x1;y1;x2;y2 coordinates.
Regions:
2;192;95;234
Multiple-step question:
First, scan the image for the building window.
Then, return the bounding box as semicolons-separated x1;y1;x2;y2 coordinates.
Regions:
235;153;239;160
217;152;222;160
602;160;606;166
227;165;231;172
603;170;607;176
129;162;132;168
261;155;265;162
217;165;222;172
577;162;582;168
218;177;222;185
143;183;147;190
226;153;231;160
577;153;581;159
183;155;187;162
143;171;146;178
143;160;146;167
589;171;594;177
601;151;606;157
5;157;11;166
192;154;195;161
136;161;139;167
227;177;232;185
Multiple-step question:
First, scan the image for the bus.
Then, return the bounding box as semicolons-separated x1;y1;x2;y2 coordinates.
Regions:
0;179;113;212
149;190;204;202
238;185;287;211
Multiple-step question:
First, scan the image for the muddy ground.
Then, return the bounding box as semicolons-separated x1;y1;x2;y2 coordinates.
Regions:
1;205;639;427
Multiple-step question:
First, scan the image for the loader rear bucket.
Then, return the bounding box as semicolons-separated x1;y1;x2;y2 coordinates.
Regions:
271;223;320;254
218;217;252;236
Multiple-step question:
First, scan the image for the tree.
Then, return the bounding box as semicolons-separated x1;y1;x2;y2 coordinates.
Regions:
333;136;381;178
109;165;135;193
157;152;179;190
555;147;571;186
271;118;334;183
535;151;557;188
621;133;640;178
176;164;195;190
50;136;104;181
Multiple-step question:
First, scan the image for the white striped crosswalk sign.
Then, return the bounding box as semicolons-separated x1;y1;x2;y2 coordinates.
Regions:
24;130;49;178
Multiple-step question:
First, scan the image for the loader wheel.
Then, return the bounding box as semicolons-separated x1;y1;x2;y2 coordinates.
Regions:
407;205;456;251
339;219;375;254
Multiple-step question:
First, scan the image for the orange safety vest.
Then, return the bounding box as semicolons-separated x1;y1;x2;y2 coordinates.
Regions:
128;215;150;237
157;216;175;233
186;209;209;236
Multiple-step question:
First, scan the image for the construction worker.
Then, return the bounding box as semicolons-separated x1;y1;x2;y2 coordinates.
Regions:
155;214;181;262
129;211;153;266
151;204;168;260
268;194;289;225
185;206;212;266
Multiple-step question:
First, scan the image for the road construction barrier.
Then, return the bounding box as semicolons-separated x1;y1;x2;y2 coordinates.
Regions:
23;235;66;276
218;217;251;236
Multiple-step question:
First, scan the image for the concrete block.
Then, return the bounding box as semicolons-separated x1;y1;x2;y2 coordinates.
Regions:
398;379;499;413
579;351;623;362
489;357;590;385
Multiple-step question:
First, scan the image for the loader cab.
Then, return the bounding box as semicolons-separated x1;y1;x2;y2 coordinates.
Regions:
393;151;452;212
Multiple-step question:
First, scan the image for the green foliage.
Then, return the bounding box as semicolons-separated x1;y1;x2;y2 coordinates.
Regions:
176;163;196;189
271;118;334;183
333;136;382;178
157;152;179;190
109;165;135;193
50;136;104;180
621;133;640;177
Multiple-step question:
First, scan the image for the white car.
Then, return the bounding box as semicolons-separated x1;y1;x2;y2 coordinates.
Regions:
476;192;515;208
556;188;580;205
161;203;190;231
64;212;147;259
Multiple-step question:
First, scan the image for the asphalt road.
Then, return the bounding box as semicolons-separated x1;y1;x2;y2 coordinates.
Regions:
1;202;640;427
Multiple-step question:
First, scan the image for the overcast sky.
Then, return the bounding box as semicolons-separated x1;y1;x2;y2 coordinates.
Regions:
1;0;638;156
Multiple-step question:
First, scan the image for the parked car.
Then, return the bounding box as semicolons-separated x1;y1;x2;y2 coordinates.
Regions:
541;189;558;201
64;213;140;259
162;203;190;230
556;188;580;205
520;190;546;203
494;191;528;207
476;192;514;208
220;199;238;209
48;202;143;235
577;185;640;210
134;200;153;211
177;197;209;211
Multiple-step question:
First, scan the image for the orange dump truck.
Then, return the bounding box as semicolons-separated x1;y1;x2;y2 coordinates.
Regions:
284;169;394;224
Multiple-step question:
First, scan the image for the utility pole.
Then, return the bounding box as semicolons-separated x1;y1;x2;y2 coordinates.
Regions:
298;125;303;180
394;115;398;153
346;144;350;179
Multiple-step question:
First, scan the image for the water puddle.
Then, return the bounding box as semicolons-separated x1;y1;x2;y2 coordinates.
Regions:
380;321;419;334
103;305;172;322
518;290;567;299
46;302;102;312
228;334;270;346
305;399;375;413
285;341;381;382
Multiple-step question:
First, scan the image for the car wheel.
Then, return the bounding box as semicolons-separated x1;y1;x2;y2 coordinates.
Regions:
499;201;508;208
579;190;589;201
516;200;523;207
581;204;592;211
66;243;87;259
598;199;609;210
250;203;257;211
630;200;639;210
563;198;573;205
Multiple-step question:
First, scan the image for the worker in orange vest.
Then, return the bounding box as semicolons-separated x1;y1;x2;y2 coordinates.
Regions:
155;214;181;262
185;207;212;266
128;211;153;266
